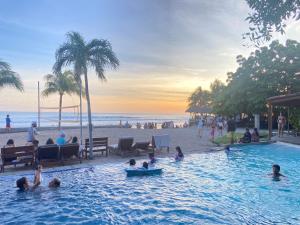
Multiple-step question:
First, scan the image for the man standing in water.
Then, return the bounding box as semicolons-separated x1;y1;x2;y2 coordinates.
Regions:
5;114;11;132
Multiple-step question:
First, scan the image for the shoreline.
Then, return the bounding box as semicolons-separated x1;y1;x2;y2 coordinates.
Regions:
0;125;122;134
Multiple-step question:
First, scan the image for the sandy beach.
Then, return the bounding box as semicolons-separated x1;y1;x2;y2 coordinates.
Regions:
0;126;217;174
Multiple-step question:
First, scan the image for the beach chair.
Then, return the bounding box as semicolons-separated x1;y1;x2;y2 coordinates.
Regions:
132;141;152;155
36;144;60;165
110;137;139;157
1;145;35;172
60;144;82;165
84;137;109;159
151;134;170;153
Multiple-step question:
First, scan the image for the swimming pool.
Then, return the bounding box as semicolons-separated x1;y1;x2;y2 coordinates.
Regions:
1;142;300;224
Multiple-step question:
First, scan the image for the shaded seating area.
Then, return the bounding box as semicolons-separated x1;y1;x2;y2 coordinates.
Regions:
1;145;35;172
267;92;300;140
84;137;109;159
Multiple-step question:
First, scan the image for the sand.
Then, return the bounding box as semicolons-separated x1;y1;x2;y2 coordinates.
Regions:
0;126;217;174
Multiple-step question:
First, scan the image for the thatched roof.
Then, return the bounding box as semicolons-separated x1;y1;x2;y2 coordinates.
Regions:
185;105;212;114
267;92;300;107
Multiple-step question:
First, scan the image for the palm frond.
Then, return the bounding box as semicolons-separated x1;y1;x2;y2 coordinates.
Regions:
0;60;11;70
42;70;83;97
0;70;24;91
67;31;86;46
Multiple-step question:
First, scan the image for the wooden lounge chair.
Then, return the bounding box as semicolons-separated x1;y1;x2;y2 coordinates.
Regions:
84;137;109;159
132;141;152;155
110;137;139;157
1;145;35;172
36;144;60;165
60;144;82;165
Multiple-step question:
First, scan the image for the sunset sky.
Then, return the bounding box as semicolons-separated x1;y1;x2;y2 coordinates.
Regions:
0;0;300;114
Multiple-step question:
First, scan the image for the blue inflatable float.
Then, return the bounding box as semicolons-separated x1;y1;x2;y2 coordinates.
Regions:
125;168;163;177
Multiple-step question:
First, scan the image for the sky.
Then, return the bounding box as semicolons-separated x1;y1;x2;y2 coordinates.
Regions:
0;0;300;114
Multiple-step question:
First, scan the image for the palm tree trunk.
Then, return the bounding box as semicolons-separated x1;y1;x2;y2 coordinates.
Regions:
58;93;63;130
84;71;93;159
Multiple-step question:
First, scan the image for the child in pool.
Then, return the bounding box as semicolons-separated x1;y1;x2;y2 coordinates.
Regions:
48;178;61;188
128;159;136;170
175;146;184;161
142;161;149;170
270;164;285;180
16;166;42;191
148;153;157;166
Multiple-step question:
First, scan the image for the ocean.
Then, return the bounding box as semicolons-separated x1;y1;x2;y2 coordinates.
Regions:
1;112;189;128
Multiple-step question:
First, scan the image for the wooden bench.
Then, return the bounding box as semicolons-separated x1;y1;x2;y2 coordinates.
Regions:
36;144;60;166
85;137;109;159
60;144;82;165
1;145;35;172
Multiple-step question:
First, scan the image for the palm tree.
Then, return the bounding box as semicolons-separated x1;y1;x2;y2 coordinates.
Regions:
0;60;23;91
53;32;119;159
42;70;82;129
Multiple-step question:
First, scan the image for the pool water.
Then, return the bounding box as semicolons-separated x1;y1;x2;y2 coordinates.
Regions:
1;142;300;224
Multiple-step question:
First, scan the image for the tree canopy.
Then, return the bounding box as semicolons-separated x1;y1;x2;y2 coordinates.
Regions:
245;0;300;45
188;39;300;117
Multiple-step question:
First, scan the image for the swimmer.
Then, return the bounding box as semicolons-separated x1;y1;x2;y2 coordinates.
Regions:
127;159;136;170
269;164;285;181
48;178;61;188
142;161;149;170
148;153;157;165
175;146;184;161
16;170;41;191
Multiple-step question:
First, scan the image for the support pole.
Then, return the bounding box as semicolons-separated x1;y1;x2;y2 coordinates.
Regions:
268;103;273;140
287;107;290;135
38;81;40;128
79;78;83;146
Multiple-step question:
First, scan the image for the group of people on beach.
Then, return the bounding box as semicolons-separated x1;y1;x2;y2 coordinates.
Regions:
197;116;227;140
4;121;78;149
127;146;184;170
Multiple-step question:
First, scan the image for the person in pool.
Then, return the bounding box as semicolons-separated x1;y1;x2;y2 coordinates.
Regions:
148;153;157;166
127;159;136;170
270;164;285;179
142;161;149;170
16;167;42;191
175;146;184;161
48;178;61;188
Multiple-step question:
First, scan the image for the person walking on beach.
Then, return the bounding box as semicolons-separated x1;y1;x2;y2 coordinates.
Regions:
5;114;11;132
27;121;38;144
210;118;216;141
197;118;204;138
